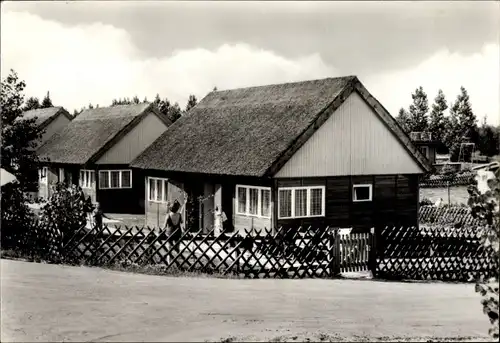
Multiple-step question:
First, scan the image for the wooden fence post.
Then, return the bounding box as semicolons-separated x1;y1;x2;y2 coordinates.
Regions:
330;228;341;277
369;227;377;278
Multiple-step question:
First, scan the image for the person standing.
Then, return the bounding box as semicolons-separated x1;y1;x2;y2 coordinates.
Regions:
92;202;110;230
164;200;183;263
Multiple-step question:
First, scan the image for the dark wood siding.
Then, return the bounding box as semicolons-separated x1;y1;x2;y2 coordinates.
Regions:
276;174;419;231
97;166;144;214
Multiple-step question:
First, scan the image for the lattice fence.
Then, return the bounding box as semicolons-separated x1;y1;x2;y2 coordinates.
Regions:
418;205;483;226
15;224;374;279
375;226;496;282
420;174;475;188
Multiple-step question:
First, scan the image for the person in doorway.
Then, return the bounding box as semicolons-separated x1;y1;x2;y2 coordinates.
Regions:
164;200;184;261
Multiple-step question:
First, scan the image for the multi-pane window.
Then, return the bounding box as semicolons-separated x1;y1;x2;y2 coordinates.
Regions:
352;184;372;202
148;177;168;202
278;186;325;219
278;189;292;218
98;170;132;189
236;185;271;218
39;167;48;184
79;170;95;189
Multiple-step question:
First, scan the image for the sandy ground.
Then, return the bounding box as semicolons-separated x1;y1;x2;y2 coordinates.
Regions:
0;259;493;342
420;186;469;205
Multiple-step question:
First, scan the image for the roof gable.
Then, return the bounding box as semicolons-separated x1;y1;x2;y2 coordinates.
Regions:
20;107;72;128
37;103;169;165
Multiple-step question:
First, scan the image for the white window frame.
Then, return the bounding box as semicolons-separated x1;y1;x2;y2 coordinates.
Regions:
98;170;132;189
148;177;169;203
39;167;48;184
79;169;95;189
278;186;325;219
352;184;373;202
236;185;272;219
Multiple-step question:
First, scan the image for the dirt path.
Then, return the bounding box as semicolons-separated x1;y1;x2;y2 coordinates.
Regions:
0;259;492;342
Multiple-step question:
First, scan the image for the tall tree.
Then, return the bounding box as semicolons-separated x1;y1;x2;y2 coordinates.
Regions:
185;94;198;112
428;90;448;140
408;86;429;132
477;121;500;157
41;91;53;108
447;87;479;161
23;96;40;111
395;108;411;133
132;95;140;104
169;102;182;122
1;70;43;191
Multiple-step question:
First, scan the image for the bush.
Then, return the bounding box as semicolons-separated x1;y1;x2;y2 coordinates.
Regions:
419;198;433;206
39;183;93;244
1;181;36;251
468;169;499;339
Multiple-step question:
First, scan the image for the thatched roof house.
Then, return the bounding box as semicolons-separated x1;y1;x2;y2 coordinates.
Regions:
20;107;72;146
37;103;173;214
133;76;430;232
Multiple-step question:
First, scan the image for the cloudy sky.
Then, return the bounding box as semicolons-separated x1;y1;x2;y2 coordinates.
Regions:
2;1;499;125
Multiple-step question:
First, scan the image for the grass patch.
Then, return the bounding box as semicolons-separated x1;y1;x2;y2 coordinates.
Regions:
0;249;238;279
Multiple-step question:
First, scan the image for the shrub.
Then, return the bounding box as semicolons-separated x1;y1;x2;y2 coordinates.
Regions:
1;181;35;251
419;198;433;206
39;183;93;244
468;169;499;339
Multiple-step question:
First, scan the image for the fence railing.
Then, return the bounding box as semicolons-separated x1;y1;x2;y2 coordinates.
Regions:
1;220;495;282
420;174;475;188
418;205;483;226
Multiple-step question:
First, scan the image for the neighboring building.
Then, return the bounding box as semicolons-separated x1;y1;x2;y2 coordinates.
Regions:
132;76;431;232
21;107;73;148
37;103;173;213
410;131;440;166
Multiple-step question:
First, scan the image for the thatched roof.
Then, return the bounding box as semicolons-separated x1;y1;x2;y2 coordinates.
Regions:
131;76;431;176
20;107;72;128
38;103;171;165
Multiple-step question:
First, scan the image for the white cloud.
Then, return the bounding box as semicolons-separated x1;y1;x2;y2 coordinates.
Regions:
2;10;498;126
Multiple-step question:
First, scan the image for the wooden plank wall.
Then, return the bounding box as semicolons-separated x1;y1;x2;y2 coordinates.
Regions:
276;174;419;231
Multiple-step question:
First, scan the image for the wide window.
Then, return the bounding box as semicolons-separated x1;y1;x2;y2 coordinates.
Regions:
99;170;132;189
236;185;271;218
79;170;95;189
39;167;48;184
352;184;373;202
278;186;325;219
148;177;168;202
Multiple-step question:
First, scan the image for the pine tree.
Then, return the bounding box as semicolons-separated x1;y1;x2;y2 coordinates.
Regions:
23;97;40;111
41;91;53;108
185;95;198;112
446;87;478;161
132;95;140;104
429;90;448;140
396;108;411;133
169;102;182;122
408;86;429;132
1;70;43;191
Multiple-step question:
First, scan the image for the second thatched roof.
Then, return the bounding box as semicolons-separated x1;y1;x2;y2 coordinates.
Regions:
38;103;172;165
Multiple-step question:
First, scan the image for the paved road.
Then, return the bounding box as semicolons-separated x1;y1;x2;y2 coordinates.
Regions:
0;259;492;342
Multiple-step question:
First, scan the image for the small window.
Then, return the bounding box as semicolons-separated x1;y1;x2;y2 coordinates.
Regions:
121;170;131;188
110;171;120;188
39;167;48;184
353;184;373;202
148;177;168;202
79;170;95;189
236;185;271;218
278;189;292;219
